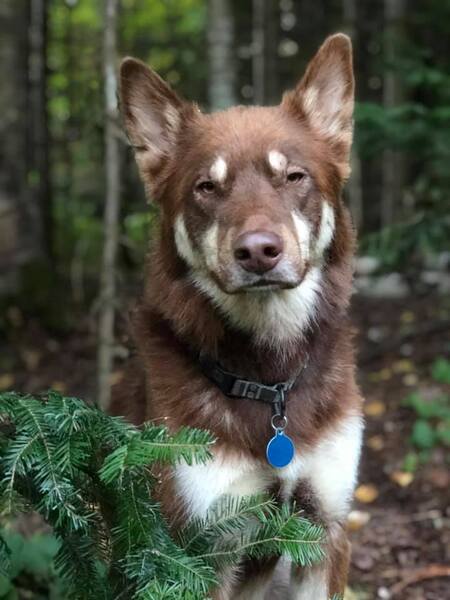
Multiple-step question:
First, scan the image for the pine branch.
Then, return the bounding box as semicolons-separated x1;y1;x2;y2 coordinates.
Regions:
0;391;328;598
191;501;325;570
180;493;278;554
100;425;214;485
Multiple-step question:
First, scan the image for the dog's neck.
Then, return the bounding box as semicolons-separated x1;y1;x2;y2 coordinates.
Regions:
139;223;354;384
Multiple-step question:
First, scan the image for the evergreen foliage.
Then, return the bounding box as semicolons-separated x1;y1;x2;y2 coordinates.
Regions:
0;392;325;599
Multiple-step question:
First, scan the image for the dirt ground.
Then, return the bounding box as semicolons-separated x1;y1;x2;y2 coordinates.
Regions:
1;290;449;599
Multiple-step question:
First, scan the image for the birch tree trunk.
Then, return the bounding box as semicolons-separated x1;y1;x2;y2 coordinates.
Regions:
382;0;406;227
97;0;120;410
207;0;236;111
342;0;363;231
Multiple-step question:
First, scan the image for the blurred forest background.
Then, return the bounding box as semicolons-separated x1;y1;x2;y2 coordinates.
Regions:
0;0;449;598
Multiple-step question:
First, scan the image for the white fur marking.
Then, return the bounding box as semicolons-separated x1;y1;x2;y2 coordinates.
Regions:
268;150;287;173
174;454;272;519
277;415;363;518
210;156;227;183
174;214;201;268
315;201;335;259
300;414;363;520
292;212;311;262
192;266;322;345
175;413;362;523
202;222;220;272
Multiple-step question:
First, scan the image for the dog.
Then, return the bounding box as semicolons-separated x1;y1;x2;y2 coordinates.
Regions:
114;33;363;599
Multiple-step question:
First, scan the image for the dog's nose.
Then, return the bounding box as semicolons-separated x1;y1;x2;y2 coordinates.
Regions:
233;230;283;274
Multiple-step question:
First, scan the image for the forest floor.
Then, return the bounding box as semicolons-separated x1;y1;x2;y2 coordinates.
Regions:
1;290;449;600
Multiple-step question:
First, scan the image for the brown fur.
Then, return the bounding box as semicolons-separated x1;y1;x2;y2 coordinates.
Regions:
113;33;363;598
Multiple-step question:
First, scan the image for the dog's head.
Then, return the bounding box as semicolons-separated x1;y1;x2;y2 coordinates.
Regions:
120;34;354;340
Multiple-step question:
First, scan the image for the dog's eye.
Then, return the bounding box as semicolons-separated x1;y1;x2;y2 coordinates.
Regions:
197;180;216;194
287;171;305;184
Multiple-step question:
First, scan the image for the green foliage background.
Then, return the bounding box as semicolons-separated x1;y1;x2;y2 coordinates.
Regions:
42;0;449;308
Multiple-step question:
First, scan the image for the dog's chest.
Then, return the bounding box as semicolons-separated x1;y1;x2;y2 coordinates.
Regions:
174;414;363;522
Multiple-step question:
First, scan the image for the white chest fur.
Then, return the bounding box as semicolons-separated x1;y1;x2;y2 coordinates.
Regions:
174;414;363;521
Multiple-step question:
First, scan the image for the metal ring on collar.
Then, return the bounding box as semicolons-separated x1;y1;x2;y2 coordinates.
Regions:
271;414;287;431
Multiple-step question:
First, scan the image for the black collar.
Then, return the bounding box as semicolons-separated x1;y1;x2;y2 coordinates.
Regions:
199;354;307;419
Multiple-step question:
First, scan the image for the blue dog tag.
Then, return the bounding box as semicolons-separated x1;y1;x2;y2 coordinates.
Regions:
266;430;295;468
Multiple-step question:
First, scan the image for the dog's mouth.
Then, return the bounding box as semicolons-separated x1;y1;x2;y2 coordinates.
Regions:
240;279;299;292
199;260;305;296
214;274;303;295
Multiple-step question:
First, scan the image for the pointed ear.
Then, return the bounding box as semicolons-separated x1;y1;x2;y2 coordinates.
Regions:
283;33;354;162
119;57;189;186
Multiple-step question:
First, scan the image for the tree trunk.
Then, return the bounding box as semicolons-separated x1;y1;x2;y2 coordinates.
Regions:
28;0;52;260
342;0;363;231
97;0;121;411
381;0;406;227
207;0;236;111
0;0;37;293
252;0;265;105
264;0;278;105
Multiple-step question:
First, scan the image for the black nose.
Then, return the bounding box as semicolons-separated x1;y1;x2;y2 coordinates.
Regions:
233;230;283;274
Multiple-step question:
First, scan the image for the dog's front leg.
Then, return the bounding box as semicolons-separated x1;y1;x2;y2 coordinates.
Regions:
210;556;278;600
288;521;350;600
234;556;279;599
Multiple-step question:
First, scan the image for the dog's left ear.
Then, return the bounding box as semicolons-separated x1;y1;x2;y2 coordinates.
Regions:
283;33;354;163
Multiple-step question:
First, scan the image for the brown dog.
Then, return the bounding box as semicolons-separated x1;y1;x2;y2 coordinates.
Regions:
114;33;363;599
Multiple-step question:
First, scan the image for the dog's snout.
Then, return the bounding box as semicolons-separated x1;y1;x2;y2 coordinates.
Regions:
233;230;283;274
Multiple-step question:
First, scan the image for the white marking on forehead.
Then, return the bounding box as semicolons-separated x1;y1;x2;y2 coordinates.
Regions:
209;156;227;183
292;212;311;262
174;214;201;268
268;150;287;173
315;201;335;258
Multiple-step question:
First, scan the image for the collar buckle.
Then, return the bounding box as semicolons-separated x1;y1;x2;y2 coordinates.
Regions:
230;379;262;399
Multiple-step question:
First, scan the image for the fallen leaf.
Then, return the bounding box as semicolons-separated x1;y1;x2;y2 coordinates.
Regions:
400;310;415;324
364;400;386;417
21;349;41;371
379;368;393;381
344;587;359;600
403;373;418;386
51;381;67;393
355;484;379;503
347;510;371;531
368;369;393;383
390;471;414;487
392;359;414;374
0;374;14;391
367;435;385;451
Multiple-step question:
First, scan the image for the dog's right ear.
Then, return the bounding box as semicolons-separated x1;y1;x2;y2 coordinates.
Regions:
120;58;187;182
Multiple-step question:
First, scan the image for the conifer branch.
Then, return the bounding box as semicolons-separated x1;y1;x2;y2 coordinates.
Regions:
0;391;327;598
